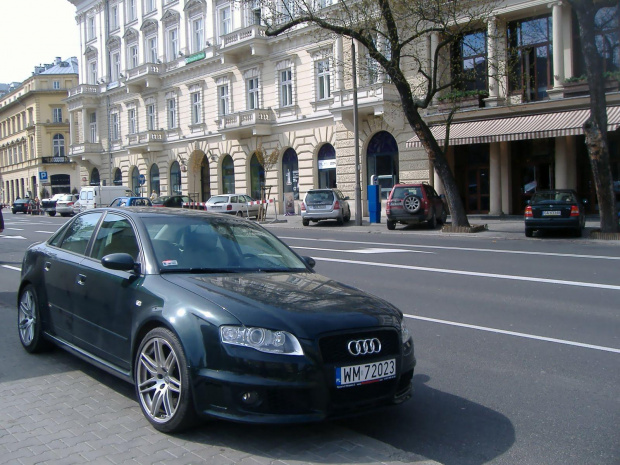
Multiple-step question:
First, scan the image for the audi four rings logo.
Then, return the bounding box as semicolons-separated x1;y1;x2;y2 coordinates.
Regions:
347;338;382;356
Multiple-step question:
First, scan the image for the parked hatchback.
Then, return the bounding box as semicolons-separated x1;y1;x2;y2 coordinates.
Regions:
205;194;262;218
109;196;153;207
55;194;80;217
386;183;448;230
524;189;586;237
301;189;351;226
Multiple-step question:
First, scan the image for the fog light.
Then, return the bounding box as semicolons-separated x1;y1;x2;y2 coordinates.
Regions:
241;391;261;405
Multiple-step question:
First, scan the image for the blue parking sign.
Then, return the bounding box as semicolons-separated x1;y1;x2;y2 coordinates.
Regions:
39;171;48;181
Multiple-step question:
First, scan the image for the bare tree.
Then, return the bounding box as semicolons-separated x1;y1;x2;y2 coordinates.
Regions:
567;0;618;233
261;0;498;227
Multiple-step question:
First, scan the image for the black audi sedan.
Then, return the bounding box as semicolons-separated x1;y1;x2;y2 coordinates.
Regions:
17;208;415;433
524;189;586;237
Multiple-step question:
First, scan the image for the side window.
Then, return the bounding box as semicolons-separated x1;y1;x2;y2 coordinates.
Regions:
91;214;140;261
57;213;103;255
231;195;238;203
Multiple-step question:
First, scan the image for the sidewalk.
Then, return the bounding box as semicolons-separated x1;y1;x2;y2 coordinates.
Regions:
259;213;609;241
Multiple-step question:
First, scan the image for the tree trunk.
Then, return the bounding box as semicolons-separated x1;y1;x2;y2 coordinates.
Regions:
570;0;618;232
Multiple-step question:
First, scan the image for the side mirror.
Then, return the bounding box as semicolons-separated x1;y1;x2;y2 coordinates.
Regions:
102;253;139;273
302;256;316;269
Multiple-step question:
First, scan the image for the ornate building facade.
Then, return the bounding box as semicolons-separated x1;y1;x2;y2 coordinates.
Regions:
0;58;80;205
65;0;619;215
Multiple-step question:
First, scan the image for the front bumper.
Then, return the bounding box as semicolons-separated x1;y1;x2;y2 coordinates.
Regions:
191;331;416;423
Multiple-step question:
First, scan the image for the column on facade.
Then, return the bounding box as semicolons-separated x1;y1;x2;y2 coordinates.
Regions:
335;36;344;91
489;142;502;215
81;109;88;145
500;141;511;214
429;32;439;104
486;17;500;105
555;136;568;188
551;2;565;90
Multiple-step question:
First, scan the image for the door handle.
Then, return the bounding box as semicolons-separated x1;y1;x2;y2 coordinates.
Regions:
44;262;51;271
76;274;87;286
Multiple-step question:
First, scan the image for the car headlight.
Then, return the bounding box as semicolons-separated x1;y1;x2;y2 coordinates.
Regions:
401;320;411;344
220;326;304;356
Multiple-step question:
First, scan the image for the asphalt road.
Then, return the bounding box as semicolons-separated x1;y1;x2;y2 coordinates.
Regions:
1;212;619;465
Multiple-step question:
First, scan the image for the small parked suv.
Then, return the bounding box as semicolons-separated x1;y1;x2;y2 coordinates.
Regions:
301;188;351;226
386;183;448;230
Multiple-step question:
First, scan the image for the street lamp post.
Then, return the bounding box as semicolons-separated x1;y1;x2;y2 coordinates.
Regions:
352;39;362;226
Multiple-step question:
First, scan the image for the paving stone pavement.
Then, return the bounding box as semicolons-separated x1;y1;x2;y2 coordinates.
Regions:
0;304;438;465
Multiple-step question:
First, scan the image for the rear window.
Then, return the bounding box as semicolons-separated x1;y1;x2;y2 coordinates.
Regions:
305;191;335;204
209;196;230;204
531;192;576;203
391;187;422;200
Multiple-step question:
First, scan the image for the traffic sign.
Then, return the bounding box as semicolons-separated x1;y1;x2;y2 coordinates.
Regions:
139;174;146;186
39;171;48;181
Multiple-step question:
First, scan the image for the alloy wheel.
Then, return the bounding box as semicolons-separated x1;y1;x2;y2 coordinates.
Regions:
18;289;36;346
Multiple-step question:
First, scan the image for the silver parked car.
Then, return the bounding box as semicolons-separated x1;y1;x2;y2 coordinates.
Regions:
55;194;80;217
205;194;262;218
301;189;351;226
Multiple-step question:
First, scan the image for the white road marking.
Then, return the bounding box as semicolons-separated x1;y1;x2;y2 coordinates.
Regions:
292;246;433;254
405;314;620;354
280;236;620;260
7;228;24;231
35;231;57;234
2;265;21;272
0;235;26;240
313;257;620;291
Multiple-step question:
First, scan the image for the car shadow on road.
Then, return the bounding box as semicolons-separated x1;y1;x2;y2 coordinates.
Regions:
336;374;516;465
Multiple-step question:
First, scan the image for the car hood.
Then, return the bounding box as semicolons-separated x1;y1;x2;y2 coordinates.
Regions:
161;272;401;339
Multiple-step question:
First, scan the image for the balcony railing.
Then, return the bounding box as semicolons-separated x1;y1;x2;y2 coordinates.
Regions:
69;142;104;156
42;156;71;164
219;25;269;60
126;130;166;153
215;109;274;138
125;63;163;93
67;84;100;98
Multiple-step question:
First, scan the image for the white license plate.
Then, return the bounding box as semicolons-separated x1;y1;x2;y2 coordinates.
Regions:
336;359;396;388
309;205;328;210
542;211;561;216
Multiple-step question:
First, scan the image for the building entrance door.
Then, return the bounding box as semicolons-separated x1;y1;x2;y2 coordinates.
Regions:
467;166;490;213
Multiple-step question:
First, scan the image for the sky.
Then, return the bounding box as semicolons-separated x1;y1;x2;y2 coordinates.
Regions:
0;0;80;83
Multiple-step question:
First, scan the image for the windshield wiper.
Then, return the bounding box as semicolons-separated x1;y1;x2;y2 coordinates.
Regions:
161;268;238;274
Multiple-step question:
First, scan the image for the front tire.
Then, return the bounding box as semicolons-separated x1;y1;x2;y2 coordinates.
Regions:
428;211;437;229
302;218;309;226
525;228;533;237
135;328;197;433
18;285;52;353
48;211;56;217
387;220;396;231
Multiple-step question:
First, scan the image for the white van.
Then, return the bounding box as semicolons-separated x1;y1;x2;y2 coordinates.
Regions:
79;186;132;211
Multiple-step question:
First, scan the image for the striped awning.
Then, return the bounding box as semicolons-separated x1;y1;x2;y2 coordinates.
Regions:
406;106;620;148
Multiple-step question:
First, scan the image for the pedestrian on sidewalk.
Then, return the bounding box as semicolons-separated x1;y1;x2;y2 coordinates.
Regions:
0;205;4;233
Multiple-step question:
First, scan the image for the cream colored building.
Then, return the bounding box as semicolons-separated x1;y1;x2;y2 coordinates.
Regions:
65;0;619;215
0;58;80;206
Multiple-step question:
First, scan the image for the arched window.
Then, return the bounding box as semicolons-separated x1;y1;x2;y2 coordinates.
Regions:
200;155;210;201
90;167;100;186
53;134;65;157
317;143;336;189
281;148;299;200
366;131;399;198
131;166;140;195
170;161;182;195
221;155;235;194
149;163;160;196
250;153;264;200
113;168;122;186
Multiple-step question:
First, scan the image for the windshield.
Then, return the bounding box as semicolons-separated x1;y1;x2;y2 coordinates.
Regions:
143;216;308;273
305;191;334;204
531;192;577;203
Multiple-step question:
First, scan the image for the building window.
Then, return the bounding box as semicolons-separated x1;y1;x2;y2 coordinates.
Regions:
247;77;259;110
245;0;261;26
147;36;158;63
191;92;202;124
453;30;488;92
167;98;177;129
167;27;179;60
52;108;63;123
218;5;232;41
508;15;553;102
128;108;137;134
111;113;120;140
53;80;60;90
89;61;98;84
111;51;121;81
218;84;229;115
128;44;139;69
170;161;182;195
595;6;619;72
192;17;204;54
110;4;119;30
146;104;156;130
316;59;331;100
145;0;156;13
221;155;235;194
150;163;160;196
89;113;97;143
127;0;137;22
87;16;96;40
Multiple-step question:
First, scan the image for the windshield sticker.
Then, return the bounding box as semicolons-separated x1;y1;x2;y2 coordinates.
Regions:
162;260;178;267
